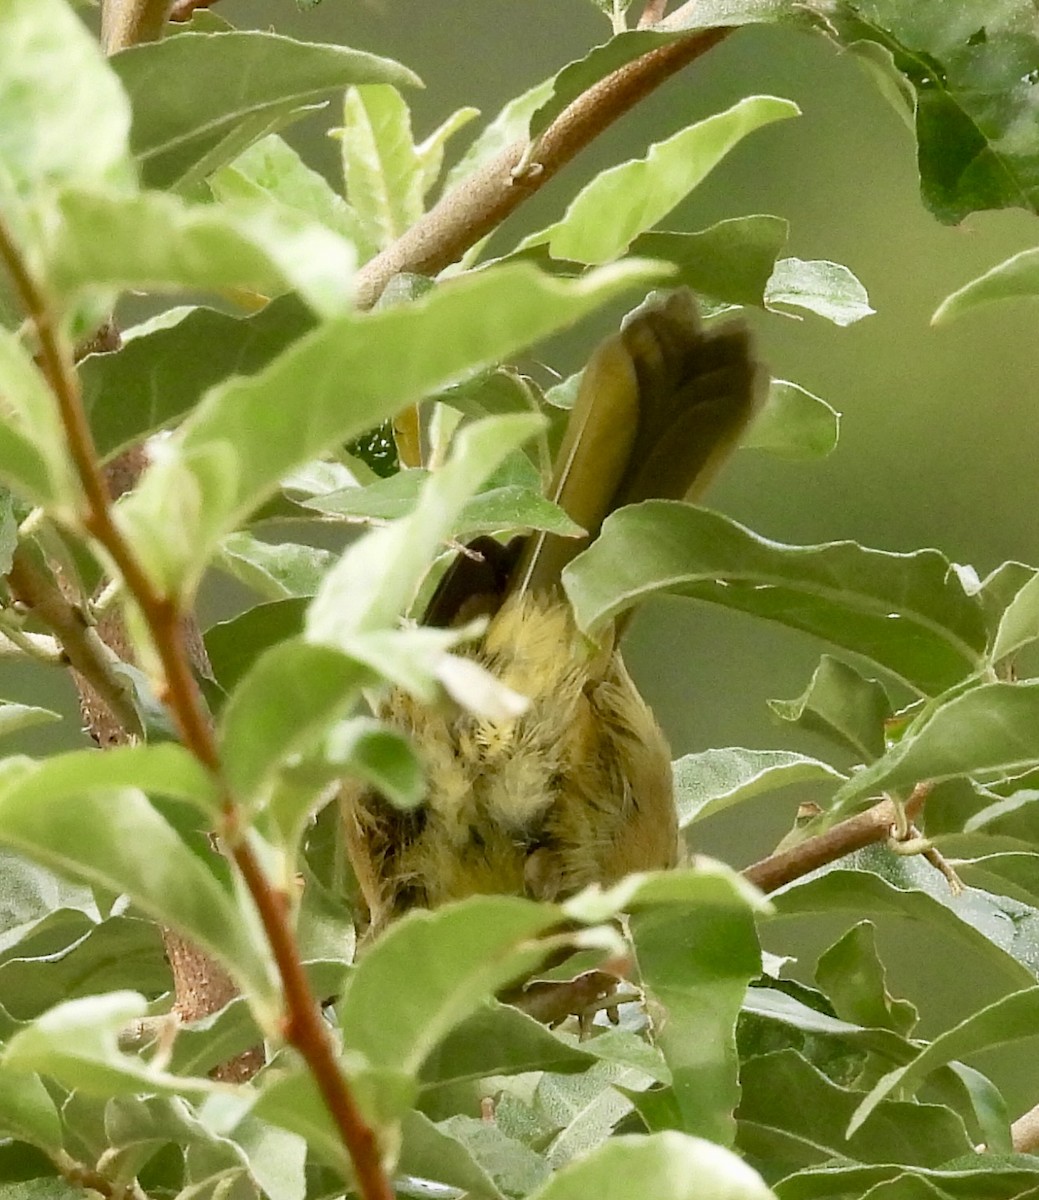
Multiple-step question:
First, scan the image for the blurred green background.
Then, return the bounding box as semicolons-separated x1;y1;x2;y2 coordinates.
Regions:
64;0;1039;1106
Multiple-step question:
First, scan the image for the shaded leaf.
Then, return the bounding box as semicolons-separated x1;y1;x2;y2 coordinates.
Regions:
0;1069;62;1152
564;503;988;695
217;534;334;601
632;216;789;308
204;598;309;699
744;380;840;460
398;1111;508;1200
850;986;1039;1135
989;568;1039;664
0;704;61;740
112;32;420;189
769;656;891;762
815;922;918;1036
738;1050;970;1172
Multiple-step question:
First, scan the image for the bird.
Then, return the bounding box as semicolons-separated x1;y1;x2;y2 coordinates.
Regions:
341;288;764;937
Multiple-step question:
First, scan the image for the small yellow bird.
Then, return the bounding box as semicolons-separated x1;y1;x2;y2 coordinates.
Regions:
343;289;764;936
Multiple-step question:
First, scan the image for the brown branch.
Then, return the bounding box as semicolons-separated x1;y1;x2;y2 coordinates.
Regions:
0;218;394;1200
1012;1103;1039;1153
354;26;731;307
742;783;933;894
6;546;143;738
100;0;173;53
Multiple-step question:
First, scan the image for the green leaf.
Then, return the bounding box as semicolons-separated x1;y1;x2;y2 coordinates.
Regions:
989;568;1039;663
303;469;581;541
772;851;1038;989
81;299;314;463
934;249;1039;325
398;1111;510;1200
311;716;423;811
0;330;79;510
306;413;542;642
632;216;789;308
47;188;356;318
204;598;309;699
418;1001;597;1091
774;1160;1039;1200
0;703;61;739
815;922;918;1036
744;380;840;460
0;771;274;1004
817;3;1039;224
849;986;1039;1136
337;85;424;250
765;259;874;326
954;852;1039;909
673;748;843;830
830;682;1039;812
0;1069;62;1152
524;96;799;265
210;133;376;260
415;106;481;197
112;32;420;190
443;78;556;192
336;895;565;1074
116;260;662;598
527;1131;774;1200
0;0;134;196
218;639;370;803
629;874;763;1143
564;503;988;695
2;992;216;1098
217;533;333;601
768;656;891;762
737;1049;971;1173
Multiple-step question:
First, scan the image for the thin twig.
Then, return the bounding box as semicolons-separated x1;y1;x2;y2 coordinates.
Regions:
743;783;933;894
638;0;669;27
354;27;730;307
0;216;394;1200
169;0;222;20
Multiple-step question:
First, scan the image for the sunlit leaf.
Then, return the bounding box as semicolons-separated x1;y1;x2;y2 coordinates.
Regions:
765;259;874;326
744;381;840;460
523;96;799;265
768;655;891;762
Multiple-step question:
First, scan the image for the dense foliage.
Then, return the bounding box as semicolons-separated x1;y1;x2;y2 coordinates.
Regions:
2;2;1039;1199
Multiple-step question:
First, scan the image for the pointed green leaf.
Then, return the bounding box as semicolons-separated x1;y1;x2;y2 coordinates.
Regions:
307;415;542;643
673;748;844;830
0;330;79;510
769;655;891;762
337;85;423;250
217;533;333;601
849;986;1039;1136
48;188;356;318
744;380;840;460
934;249;1039;326
564;503;988;695
0;1069;62;1152
815;922;918;1036
398;1111;511;1200
0;704;60;739
204;599;309;700
989;568;1039;664
443;78;556;192
831;682;1039;812
116;260;662;598
210;134;375;259
112;32;420;189
765;258;874;326
525;96;799;265
416;107;481;197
